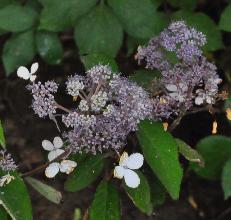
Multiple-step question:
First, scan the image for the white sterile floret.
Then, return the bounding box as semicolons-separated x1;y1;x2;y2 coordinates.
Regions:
45;160;77;178
0;174;15;187
79;100;89;112
91;91;108;112
66;77;84;97
17;62;38;82
114;152;144;188
42;136;65;161
166;83;188;102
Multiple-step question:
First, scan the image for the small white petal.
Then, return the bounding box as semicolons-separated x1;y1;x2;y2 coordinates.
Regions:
166;84;178;92
45;162;60;178
30;62;39;74
60;160;77;174
119;151;129;166
42;140;54;151
17;66;30;80
30;75;37;82
53;136;63;149
48;149;65;161
126;153;144;170
114;166;125;179
195;97;204;105
124;169;140;188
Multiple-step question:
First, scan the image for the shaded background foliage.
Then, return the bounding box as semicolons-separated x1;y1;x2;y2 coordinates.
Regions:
1;0;231;219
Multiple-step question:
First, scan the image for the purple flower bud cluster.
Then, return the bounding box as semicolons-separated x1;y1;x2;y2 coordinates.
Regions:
27;81;58;118
0;150;17;172
27;65;152;154
63;65;152;154
136;21;221;120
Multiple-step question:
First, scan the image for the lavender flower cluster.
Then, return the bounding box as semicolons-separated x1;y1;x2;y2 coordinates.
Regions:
27;65;152;154
136;21;221;120
0;150;17;172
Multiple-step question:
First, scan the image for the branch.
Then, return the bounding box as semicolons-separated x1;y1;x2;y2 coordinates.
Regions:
21;149;71;177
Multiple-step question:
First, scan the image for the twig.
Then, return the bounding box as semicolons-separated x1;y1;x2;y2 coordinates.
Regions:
212;206;231;220
21;149;71;177
55;103;72;113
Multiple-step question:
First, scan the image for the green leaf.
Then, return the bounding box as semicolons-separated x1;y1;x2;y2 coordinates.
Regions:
0;172;33;220
129;70;160;89
25;177;62;204
81;53;118;72
167;0;197;10
0;5;38;32
0;0;17;9
191;135;231;180
89;180;120;220
39;0;98;31
124;172;152;215
2;30;35;75
74;4;123;57
222;158;231;199
219;4;231;32
0;206;7;220
36;31;63;65
148;173;166;207
0;120;6;149
173;10;223;51
64;154;104;192
137;120;183;199
176;138;204;167
107;0;167;39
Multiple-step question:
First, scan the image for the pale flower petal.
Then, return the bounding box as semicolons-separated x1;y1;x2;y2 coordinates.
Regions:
30;62;39;74
59;160;77;174
126;153;144;170
48;149;65;161
114;166;125;179
124;169;140;188
42;140;54;151
17;66;30;80
166;84;177;92
30;75;37;82
53;136;63;149
119;151;128;166
45;162;60;178
195;97;204;105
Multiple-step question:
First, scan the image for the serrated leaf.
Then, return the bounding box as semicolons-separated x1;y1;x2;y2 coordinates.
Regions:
191;135;231;180
2;30;35;75
0;172;33;220
129;70;160;89
124;171;152;215
36;31;63;65
107;0;167;40
81;53;118;72
176;138;204;167
64;154;104;192
173;11;223;51
0;206;7;220
137;120;183;199
0;5;38;32
25;177;62;204
89;180;120;220
39;0;98;31
167;0;197;10
219;4;231;32
222;159;231;199
74;4;123;57
0;120;6;149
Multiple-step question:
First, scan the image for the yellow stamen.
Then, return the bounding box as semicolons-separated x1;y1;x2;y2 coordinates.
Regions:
163;122;168;131
212;120;217;134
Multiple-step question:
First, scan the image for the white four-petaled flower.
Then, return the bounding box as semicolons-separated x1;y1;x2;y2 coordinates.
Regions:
42;136;65;161
114;152;144;188
17;62;38;82
42;136;77;178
